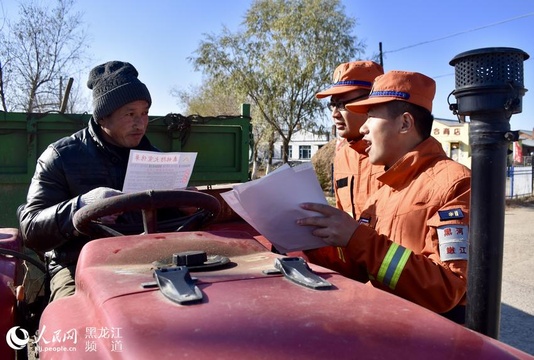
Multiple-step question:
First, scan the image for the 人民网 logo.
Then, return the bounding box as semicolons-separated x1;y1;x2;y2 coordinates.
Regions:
6;326;30;350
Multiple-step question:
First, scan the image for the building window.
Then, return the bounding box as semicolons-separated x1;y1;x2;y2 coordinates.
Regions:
280;145;293;159
450;142;459;162
299;145;311;159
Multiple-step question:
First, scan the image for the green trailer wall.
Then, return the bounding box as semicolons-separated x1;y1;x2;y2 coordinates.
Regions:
0;105;252;227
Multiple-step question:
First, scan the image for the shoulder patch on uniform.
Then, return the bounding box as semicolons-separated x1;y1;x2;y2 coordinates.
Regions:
438;208;464;221
437;225;468;261
336;177;348;188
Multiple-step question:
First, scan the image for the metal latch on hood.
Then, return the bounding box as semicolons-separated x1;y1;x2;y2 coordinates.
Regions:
270;257;333;290
154;266;203;304
148;251;231;305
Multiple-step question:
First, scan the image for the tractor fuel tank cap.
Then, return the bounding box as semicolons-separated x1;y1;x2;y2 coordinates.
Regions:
167;251;231;271
173;251;208;267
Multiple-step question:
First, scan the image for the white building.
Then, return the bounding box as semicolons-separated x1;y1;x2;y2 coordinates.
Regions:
272;129;330;163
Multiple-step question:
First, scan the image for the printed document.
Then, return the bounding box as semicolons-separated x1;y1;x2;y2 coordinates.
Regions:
122;150;197;193
221;163;329;253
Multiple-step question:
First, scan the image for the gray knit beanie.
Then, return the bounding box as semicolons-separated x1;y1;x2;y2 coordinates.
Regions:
87;61;152;120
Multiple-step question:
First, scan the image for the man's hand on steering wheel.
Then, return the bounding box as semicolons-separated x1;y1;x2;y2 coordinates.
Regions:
78;187;123;224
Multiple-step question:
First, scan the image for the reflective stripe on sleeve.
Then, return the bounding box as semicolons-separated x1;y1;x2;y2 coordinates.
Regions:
337;247;346;263
377;243;412;290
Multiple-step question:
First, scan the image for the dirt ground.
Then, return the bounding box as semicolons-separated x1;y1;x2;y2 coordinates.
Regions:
499;198;534;355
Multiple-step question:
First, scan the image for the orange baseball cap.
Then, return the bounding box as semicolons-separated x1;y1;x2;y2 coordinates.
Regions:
345;70;436;113
315;61;384;99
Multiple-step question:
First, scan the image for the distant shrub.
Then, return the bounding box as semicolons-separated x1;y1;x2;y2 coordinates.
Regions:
311;139;336;191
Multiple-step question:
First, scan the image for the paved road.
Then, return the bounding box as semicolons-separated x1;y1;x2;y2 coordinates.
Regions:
499;204;534;355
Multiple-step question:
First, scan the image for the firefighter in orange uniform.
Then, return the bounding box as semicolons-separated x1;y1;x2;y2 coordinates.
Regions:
307;61;384;280
316;61;384;218
299;71;470;323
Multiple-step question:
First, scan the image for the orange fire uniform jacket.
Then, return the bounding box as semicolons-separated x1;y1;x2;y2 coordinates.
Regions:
334;139;384;218
306;137;471;314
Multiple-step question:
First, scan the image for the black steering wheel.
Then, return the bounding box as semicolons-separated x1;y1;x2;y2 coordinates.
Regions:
73;189;221;238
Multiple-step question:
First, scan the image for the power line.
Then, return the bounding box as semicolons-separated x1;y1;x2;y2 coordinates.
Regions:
384;12;534;54
431;73;454;79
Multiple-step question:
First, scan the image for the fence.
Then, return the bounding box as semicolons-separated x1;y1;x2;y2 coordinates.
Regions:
506;162;533;199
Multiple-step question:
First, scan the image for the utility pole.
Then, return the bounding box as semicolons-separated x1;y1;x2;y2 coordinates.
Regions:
379;42;383;68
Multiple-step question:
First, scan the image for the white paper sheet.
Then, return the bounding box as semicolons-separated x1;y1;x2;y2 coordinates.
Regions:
220;163;329;253
122;150;197;193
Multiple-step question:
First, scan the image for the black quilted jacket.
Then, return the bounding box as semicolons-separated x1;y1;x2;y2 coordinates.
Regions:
18;117;157;274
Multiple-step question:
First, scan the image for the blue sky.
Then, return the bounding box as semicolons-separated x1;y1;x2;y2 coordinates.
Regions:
2;0;534;131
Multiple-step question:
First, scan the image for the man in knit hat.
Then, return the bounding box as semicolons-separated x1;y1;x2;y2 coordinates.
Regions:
299;70;471;324
18;61;158;301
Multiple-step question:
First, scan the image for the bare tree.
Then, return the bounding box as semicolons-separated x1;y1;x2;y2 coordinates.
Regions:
0;60;9;112
0;0;90;113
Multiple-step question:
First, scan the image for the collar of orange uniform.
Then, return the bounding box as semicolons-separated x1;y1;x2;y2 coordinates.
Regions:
377;137;446;189
348;138;368;154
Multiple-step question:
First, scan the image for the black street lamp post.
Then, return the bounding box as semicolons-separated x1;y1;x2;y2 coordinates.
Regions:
449;47;529;339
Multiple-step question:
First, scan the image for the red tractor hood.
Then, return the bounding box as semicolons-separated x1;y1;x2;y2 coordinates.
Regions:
38;231;531;359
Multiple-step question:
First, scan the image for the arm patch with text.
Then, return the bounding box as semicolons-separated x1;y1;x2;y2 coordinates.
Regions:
437;225;468;261
438;208;464;221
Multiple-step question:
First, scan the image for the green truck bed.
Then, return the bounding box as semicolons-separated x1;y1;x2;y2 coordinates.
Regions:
0;105;252;227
